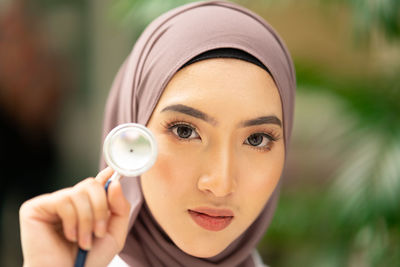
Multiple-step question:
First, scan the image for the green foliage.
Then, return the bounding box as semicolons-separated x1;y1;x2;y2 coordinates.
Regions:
110;0;197;38
259;63;400;266
322;0;400;42
351;0;400;41
112;0;400;44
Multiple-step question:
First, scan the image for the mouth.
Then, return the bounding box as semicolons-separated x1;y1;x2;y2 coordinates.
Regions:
188;207;234;231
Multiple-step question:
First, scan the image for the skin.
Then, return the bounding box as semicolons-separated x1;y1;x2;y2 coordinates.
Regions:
141;58;285;258
18;58;284;266
19;167;130;267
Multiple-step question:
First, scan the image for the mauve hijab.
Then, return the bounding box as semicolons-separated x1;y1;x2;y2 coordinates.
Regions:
100;1;296;266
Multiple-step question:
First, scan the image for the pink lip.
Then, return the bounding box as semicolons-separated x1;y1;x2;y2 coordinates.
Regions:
188;207;234;231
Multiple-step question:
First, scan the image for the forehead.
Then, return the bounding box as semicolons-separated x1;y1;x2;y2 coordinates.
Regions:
155;58;282;120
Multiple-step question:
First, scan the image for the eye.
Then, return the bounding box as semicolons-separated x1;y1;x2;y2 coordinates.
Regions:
171;124;200;140
244;133;273;150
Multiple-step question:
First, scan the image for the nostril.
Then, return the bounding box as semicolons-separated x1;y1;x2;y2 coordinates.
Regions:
197;174;236;197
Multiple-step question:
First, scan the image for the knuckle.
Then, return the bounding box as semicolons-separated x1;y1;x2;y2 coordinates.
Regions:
19;201;32;218
19;194;50;219
86;177;96;185
70;186;87;201
76;177;96;189
69;193;92;223
61;202;75;217
93;202;108;218
89;181;104;195
58;189;72;201
80;213;93;225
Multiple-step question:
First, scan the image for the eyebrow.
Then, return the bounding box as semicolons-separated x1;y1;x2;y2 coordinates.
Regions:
161;104;217;125
161;104;282;128
240;116;282;128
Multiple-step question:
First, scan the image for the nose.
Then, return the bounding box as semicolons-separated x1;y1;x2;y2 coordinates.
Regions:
197;146;237;198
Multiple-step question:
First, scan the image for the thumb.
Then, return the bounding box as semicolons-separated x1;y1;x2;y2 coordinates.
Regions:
106;180;131;250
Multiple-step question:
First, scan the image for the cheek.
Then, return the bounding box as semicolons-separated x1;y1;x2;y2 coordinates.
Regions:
237;145;285;222
141;138;200;207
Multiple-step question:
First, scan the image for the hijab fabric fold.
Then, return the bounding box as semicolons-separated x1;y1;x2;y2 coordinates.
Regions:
100;1;296;266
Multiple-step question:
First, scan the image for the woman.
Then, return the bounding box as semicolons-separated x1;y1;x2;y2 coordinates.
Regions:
19;1;296;266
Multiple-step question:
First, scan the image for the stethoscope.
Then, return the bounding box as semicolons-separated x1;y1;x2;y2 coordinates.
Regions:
75;123;158;267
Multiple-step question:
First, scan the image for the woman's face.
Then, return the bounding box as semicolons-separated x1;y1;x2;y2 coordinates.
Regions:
141;58;284;258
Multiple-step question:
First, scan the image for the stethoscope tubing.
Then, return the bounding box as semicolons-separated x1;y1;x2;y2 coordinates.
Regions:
74;123;156;267
74;172;121;267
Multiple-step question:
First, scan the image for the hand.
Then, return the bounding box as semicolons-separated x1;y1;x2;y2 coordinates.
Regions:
19;167;131;267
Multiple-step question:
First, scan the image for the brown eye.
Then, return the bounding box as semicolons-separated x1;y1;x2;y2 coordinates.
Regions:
245;133;272;148
171;124;199;139
176;125;192;138
247;134;263;146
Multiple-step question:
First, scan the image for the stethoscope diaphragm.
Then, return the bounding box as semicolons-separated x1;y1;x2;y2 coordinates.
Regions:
103;123;158;180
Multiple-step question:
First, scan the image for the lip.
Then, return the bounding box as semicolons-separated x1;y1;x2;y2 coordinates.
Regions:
188;207;234;231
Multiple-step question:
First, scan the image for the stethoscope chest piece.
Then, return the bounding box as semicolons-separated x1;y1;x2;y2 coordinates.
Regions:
103;123;158;178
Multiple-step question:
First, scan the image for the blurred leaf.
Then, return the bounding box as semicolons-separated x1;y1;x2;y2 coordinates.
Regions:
323;0;400;42
352;0;400;41
110;0;197;37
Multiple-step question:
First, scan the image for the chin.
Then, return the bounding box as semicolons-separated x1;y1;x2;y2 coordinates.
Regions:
175;239;229;258
181;247;222;258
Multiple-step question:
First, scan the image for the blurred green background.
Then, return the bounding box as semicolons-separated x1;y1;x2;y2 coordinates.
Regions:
0;0;399;266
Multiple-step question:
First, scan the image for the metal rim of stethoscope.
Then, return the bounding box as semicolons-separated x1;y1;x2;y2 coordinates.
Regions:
103;123;158;178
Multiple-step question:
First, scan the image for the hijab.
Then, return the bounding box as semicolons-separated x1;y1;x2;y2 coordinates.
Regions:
100;1;296;266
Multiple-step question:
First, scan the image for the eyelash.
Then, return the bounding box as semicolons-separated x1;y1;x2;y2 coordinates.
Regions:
161;120;200;142
161;119;281;151
246;133;279;152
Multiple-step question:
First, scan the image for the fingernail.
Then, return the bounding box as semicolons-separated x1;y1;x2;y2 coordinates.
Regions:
82;233;92;250
95;220;107;238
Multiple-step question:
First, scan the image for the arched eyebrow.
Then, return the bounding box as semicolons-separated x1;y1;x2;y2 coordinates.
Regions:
240;116;282;128
161;104;281;128
161;104;218;125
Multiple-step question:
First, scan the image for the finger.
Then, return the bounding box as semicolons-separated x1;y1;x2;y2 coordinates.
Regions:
55;194;78;242
20;188;75;224
106;181;131;252
95;167;115;186
20;192;62;223
84;179;109;238
69;187;94;250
